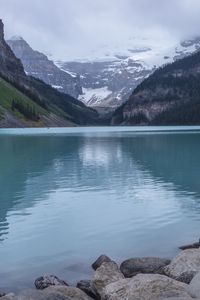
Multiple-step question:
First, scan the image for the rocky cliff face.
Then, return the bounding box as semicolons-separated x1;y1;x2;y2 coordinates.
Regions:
112;49;200;125
58;58;151;110
0;20;25;79
7;37;82;99
56;38;200;111
0;19;98;127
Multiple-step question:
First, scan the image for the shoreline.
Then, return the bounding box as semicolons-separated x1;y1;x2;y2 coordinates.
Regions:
1;241;200;299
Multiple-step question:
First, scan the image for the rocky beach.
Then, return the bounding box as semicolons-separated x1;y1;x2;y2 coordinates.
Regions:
1;242;200;300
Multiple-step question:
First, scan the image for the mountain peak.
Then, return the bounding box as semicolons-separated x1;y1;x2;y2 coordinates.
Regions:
0;19;4;41
9;36;25;42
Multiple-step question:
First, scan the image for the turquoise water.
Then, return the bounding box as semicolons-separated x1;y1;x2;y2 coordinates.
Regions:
1;126;200;291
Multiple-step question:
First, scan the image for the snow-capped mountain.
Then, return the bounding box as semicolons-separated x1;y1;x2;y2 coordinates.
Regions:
55;37;200;110
7;36;82;99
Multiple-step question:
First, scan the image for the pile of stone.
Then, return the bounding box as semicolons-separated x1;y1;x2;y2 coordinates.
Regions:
2;246;200;299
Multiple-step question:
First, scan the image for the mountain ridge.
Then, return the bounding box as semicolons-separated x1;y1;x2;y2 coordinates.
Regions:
112;49;200;125
0;19;98;127
55;37;200;110
7;36;82;99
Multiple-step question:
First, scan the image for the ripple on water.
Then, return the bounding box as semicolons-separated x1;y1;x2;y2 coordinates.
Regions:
0;128;200;290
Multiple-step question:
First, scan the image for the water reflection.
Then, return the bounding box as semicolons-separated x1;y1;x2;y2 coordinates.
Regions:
0;132;200;241
0;129;200;290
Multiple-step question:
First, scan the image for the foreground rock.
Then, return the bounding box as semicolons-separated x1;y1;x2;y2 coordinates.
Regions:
92;255;112;270
35;275;68;290
1;287;93;300
76;280;97;299
102;274;192;300
1;294;15;300
120;257;171;278
91;261;124;297
188;271;200;298
46;286;93;300
164;249;200;283
0;294;6;298
180;240;200;250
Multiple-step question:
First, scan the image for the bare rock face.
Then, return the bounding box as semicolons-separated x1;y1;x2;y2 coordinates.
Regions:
92;255;112;270
91;261;124;297
187;271;200;298
0;19;25;79
35;275;68;290
164;249;200;283
102;274;192;300
7;37;82;99
120;257;171;278
0;19;4;41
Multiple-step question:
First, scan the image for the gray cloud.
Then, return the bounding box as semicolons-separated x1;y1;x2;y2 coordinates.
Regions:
1;0;200;60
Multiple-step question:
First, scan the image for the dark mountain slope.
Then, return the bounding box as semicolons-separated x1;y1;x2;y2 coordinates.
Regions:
0;19;98;127
112;49;200;125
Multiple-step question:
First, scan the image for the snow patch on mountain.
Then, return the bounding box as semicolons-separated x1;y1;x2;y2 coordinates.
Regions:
54;36;200;109
9;36;24;41
79;87;112;106
52;85;63;89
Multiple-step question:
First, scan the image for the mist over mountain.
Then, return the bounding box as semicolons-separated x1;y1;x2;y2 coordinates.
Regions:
55;37;200;110
2;0;200;124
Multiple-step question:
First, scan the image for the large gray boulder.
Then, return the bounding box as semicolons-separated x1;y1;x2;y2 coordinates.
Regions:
187;271;200;298
0;294;15;300
76;280;97;299
1;290;70;300
35;275;68;290
91;261;124;297
45;286;93;300
1;287;92;300
102;274;192;300
92;255;112;270
120;257;171;277
164;249;200;283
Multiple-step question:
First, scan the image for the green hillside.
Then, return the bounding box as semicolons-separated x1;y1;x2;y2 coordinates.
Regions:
0;77;49;126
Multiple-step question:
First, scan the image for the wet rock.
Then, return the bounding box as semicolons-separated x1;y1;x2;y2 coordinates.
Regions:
0;294;15;300
164;249;200;283
102;274;192;300
187;271;200;298
46;286;93;300
120;257;171;277
0;293;6;297
76;280;97;299
35;274;68;290
91;261;124;297
179;241;200;250
92;255;112;270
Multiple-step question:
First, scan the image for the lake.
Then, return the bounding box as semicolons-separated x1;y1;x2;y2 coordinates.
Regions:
1;126;200;292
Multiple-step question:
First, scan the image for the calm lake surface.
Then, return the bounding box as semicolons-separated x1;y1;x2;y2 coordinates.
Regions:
1;126;200;291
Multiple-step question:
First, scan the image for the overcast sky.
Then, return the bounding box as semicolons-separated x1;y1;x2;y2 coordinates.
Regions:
1;0;200;60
